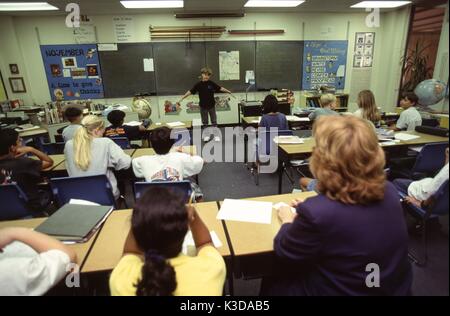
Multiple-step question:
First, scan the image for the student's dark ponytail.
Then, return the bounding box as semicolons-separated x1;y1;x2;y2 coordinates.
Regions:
131;187;189;296
136;250;176;296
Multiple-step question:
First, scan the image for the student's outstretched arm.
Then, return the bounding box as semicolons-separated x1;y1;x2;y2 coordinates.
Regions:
188;206;213;250
15;146;54;170
179;90;192;103
0;227;76;263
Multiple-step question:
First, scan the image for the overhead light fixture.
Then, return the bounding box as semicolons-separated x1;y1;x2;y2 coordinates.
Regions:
244;1;305;7
351;1;411;8
0;2;58;11
120;1;184;8
175;12;245;19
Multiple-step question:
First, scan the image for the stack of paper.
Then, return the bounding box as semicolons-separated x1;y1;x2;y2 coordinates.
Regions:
395;133;420;141
273;135;304;144
286;115;310;122
167;121;186;128
273;202;296;214
217;199;273;224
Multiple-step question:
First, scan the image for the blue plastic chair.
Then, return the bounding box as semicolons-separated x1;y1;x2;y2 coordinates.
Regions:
412;143;448;177
111;137;132;149
400;180;449;266
134;180;193;202
42;142;66;155
0;184;33;221
50;175;117;208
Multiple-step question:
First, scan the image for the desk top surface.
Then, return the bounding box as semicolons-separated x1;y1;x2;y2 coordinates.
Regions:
222;192;317;256
81;201;229;273
0;217;98;268
148;121;192;131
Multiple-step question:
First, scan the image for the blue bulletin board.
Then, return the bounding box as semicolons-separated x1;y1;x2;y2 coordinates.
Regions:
40;44;104;101
302;41;348;90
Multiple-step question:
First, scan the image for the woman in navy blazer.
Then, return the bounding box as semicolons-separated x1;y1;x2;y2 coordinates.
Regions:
262;115;412;296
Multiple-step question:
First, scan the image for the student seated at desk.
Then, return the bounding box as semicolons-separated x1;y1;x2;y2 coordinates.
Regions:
64;115;131;200
62;107;83;142
262;116;412;296
0;227;76;296
109;187;226;296
0;129;54;213
259;95;288;130
132;126;204;201
390;92;422;132
308;94;339;121
393;147;449;208
104;110;147;140
354;90;381;127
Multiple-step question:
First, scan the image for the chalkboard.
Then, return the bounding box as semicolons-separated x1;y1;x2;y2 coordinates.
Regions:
153;42;206;95
99;43;156;98
256;41;303;91
205;41;256;92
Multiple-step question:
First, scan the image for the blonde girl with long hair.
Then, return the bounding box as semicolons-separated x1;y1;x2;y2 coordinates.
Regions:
355;90;381;125
64;115;131;199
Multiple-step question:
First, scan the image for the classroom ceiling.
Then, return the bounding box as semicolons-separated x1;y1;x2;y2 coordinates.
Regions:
0;0;447;16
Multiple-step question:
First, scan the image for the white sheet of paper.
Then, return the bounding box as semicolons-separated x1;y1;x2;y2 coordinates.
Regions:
410;146;424;152
286;115;310;122
97;44;118;51
395;133;420;141
166;121;185;127
69;199;100;206
182;231;223;256
245;70;255;84
273;202;296;214
273;136;304;144
123;121;142;126
143;58;154;72
217;199;273;224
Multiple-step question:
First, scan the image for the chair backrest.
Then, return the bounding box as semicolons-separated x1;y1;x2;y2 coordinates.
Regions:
172;129;192;146
50;175;116;208
0;184;32;221
430;180;449;216
134;180;192;202
111;137;131;149
242;104;262;117
421;118;440;128
413;142;448;175
42;142;66;155
259;129;293;156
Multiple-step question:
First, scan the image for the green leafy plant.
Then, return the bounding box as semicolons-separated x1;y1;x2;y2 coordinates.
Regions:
400;40;434;92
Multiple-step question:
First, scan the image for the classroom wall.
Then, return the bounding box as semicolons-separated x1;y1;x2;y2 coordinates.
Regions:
0;9;412;123
432;3;449;113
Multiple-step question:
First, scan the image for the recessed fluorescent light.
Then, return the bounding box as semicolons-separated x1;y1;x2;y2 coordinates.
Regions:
351;1;411;8
120;1;184;9
244;1;305;8
0;2;58;11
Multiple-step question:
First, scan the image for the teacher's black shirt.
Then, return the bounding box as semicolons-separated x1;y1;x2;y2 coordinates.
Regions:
190;80;221;109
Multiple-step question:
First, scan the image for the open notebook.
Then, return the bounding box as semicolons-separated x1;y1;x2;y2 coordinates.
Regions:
35;203;113;244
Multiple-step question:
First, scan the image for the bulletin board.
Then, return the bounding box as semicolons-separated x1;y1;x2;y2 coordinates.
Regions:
40;44;104;101
302;40;348;90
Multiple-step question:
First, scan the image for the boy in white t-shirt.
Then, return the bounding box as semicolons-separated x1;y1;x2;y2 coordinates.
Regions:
132;127;204;200
394;148;449;208
0;227;76;296
390;92;422;132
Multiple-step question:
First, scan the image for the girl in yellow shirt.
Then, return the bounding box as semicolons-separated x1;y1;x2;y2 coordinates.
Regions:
109;187;226;296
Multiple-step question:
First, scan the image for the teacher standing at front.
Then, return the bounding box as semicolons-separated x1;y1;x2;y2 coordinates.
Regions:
179;67;232;142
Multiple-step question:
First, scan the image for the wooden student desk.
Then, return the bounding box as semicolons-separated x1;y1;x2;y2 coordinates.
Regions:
0;217;99;269
147;121;192;132
18;127;48;138
31;154;66;172
81;202;230;273
276;131;449;194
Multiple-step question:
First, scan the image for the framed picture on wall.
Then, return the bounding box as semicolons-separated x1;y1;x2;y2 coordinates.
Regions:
9;64;19;75
9;77;26;93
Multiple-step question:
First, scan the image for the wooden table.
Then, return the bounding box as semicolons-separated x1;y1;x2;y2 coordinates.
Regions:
81;201;229;273
19;127;48;138
147;121;192;132
132;145;197;159
277;131;449;194
0;217;99;269
31;154;66;172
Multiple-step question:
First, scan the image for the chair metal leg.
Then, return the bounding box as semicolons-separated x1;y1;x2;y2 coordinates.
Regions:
408;218;428;267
